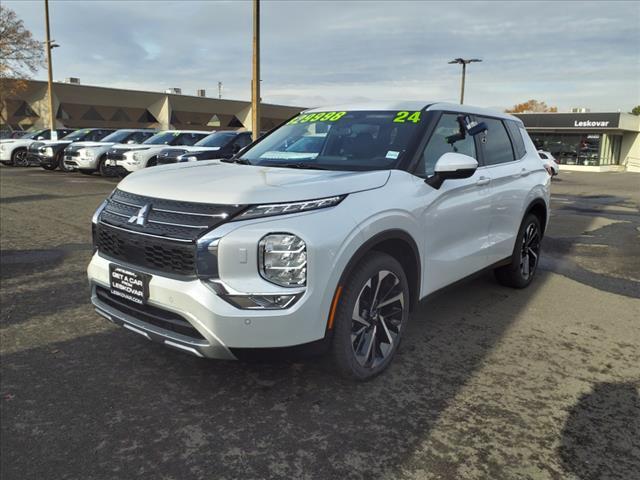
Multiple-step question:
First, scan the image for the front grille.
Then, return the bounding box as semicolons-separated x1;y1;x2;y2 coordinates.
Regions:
96;189;246;276
97;224;197;275
106;148;131;161
29;141;44;153
157;148;187;165
95;286;205;340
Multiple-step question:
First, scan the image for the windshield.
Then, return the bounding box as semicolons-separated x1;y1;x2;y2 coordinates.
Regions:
238;110;425;170
195;132;236;148
62;129;92;141
101;130;135;143
22;129;49;140
143;132;181;145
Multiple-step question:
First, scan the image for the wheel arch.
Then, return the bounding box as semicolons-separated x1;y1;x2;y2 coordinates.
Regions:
337;229;421;312
524;198;548;235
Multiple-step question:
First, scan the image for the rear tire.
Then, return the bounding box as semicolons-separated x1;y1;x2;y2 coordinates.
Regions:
11;148;28;167
330;252;409;381
494;214;542;289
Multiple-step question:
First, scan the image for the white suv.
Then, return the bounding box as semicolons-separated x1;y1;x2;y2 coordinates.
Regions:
104;130;210;174
63;129;156;175
88;102;550;380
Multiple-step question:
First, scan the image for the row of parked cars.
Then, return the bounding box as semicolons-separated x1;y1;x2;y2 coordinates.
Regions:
0;128;256;176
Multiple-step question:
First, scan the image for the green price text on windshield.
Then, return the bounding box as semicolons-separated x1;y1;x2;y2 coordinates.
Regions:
393;111;421;123
288;112;347;125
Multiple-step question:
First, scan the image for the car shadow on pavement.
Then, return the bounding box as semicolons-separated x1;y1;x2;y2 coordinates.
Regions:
559;381;640;479
1;272;552;480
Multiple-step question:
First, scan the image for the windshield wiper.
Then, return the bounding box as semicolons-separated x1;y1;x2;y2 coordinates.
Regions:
220;157;252;164
268;162;329;170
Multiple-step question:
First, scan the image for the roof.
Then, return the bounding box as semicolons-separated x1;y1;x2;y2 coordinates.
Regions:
303;101;521;123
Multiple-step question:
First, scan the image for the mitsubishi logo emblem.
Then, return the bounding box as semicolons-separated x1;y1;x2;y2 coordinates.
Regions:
128;203;151;226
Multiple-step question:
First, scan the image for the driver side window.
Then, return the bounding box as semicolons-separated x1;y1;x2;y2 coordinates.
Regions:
417;113;477;176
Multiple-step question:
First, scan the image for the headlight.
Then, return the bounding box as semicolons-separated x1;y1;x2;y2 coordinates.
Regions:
236;195;345;221
82;149;96;159
44;147;54;156
259;233;307;287
132;151;145;161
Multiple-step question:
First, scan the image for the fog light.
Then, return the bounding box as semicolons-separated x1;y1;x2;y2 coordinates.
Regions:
225;294;300;310
259;233;306;287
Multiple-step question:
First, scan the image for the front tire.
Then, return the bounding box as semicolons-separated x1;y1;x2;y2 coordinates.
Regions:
330;252;409;380
58;153;73;172
494;214;542;288
11;148;28;167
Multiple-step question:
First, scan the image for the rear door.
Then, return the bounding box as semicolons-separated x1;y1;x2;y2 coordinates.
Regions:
417;112;493;292
476;117;527;264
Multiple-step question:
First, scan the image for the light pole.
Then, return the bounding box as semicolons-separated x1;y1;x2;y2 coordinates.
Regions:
44;0;59;138
448;58;482;105
251;0;260;141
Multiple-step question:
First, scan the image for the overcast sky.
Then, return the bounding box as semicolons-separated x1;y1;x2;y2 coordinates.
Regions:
5;0;640;112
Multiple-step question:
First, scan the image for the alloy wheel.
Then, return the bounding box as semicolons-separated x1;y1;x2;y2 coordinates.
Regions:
520;222;540;280
13;150;28;167
351;270;405;369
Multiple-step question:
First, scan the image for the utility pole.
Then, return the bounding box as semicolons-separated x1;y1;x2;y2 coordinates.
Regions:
448;58;482;105
218;81;223;99
251;0;260;141
44;0;57;138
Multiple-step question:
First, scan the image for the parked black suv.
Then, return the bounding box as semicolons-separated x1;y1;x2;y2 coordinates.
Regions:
156;131;254;165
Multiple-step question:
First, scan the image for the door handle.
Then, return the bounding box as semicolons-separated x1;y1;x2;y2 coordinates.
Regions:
475;176;490;186
520;168;530;177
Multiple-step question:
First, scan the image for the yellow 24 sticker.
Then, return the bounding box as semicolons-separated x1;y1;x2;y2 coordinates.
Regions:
393;111;421;123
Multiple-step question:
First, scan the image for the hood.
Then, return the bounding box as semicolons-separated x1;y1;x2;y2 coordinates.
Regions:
0;139;36;147
110;143;152;152
40;139;72;146
69;141;114;149
118;161;390;204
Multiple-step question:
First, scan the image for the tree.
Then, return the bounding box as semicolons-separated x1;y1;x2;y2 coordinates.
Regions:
631;105;640;116
0;5;45;129
505;100;558;113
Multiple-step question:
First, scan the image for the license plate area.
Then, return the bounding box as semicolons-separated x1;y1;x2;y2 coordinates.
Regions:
109;264;150;305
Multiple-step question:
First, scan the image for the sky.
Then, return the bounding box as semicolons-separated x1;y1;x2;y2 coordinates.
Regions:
4;0;640;112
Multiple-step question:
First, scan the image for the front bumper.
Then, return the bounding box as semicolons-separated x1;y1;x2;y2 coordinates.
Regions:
106;158;142;173
37;153;57;166
65;155;98;170
88;251;323;359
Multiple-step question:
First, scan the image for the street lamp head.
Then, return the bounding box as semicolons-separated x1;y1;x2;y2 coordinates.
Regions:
448;58;482;65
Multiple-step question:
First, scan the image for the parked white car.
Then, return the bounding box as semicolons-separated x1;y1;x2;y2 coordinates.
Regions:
105;130;210;174
88;102;550;380
63;129;156;175
538;150;559;176
0;129;74;166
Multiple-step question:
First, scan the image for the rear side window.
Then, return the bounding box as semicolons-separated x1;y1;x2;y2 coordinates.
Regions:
505;120;526;159
539;152;548;160
478;117;515;165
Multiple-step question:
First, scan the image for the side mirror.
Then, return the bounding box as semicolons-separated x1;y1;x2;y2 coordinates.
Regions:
425;152;478;189
126;139;137;144
37;136;45;140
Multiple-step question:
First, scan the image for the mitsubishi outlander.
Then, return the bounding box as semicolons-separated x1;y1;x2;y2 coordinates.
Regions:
88;102;550;380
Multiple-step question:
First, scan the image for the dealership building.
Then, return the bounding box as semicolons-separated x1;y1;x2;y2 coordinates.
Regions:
514;112;640;172
1;79;303;133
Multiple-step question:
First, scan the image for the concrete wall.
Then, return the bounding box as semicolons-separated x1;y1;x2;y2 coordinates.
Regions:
1;79;303;132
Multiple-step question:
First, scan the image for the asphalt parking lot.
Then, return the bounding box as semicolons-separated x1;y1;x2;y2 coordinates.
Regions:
1;167;639;480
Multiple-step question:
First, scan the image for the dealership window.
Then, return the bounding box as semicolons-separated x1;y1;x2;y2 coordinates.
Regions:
530;133;622;166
